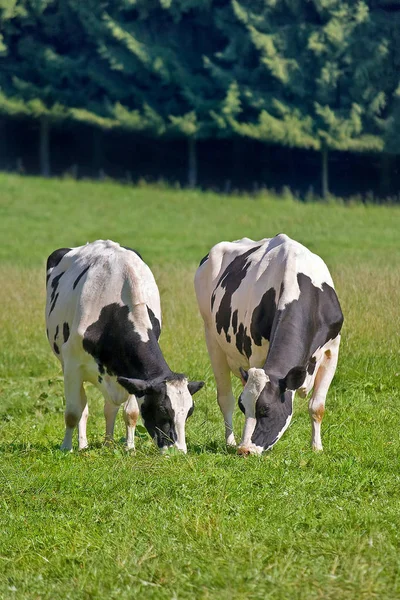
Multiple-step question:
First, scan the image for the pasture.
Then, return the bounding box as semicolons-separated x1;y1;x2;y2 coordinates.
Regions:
0;173;399;599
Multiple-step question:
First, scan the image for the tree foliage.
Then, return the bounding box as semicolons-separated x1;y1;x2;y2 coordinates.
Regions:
209;1;399;154
0;0;399;176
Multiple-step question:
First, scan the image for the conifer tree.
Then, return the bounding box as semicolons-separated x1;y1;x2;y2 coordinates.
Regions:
209;1;392;197
0;0;118;175
70;0;220;186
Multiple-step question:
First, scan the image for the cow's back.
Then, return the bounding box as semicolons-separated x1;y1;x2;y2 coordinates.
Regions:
45;240;161;366
195;234;339;374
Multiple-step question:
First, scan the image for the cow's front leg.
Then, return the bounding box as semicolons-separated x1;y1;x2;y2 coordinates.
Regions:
205;328;236;447
123;395;139;450
61;369;86;451
309;336;340;451
78;399;89;450
104;401;120;446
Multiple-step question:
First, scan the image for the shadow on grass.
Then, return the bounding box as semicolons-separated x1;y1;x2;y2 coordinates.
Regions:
188;440;237;455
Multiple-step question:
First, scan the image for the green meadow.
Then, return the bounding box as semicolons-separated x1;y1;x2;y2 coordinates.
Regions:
0;173;399;599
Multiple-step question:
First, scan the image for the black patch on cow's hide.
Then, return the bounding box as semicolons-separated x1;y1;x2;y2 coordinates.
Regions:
147;306;161;341
49;294;59;316
212;245;261;341
46;248;71;284
63;322;70;343
98;375;102;384
236;323;252;359
232;309;238;335
250;287;277;346
82;303;169;380
73;265;90;290
199;253;209;267
307;356;317;375
251;387;293;450
265;272;344;379
48;272;65;316
122;246;143;260
53;328;60;354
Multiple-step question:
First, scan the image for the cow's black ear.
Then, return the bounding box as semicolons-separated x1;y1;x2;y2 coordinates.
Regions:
188;381;204;395
147;382;164;396
117;377;149;397
239;367;249;384
279;366;307;392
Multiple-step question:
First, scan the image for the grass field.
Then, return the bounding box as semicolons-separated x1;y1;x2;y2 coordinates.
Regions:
0;173;399;599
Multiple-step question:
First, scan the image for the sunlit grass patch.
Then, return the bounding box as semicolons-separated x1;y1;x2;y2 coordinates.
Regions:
0;175;399;599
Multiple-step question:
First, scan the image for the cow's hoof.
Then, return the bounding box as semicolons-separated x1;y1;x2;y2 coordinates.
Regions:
226;434;236;448
60;445;73;453
312;444;323;452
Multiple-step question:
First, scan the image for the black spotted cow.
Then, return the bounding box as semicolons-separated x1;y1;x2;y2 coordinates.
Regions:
195;234;343;454
46;240;203;453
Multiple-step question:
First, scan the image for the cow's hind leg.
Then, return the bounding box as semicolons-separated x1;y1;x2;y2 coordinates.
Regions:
104;400;120;445
61;367;86;451
205;328;236;447
309;336;340;451
123;395;140;450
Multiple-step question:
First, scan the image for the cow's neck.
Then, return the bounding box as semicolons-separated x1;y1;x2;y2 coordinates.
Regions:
263;312;312;380
125;329;172;381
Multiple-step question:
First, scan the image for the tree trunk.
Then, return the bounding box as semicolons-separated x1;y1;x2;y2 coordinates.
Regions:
92;127;104;174
379;152;393;198
232;137;241;185
188;137;197;188
0;119;5;170
40;116;51;177
321;143;329;199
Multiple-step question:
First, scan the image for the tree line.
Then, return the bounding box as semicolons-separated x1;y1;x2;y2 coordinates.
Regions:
0;0;399;196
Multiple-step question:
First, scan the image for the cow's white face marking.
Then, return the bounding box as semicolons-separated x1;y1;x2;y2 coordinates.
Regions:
239;368;269;449
166;380;193;453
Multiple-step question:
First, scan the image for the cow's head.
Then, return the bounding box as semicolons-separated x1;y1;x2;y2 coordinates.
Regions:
237;366;306;455
117;374;204;453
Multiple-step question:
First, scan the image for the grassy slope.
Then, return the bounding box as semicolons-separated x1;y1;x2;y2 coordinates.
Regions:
0;174;399;599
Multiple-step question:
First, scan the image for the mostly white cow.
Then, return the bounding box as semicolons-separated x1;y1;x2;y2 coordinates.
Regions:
46;239;203;453
195;234;344;454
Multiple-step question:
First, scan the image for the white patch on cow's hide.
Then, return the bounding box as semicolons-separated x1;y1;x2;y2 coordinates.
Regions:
127;303;151;343
166;379;193;453
271;236;335;309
